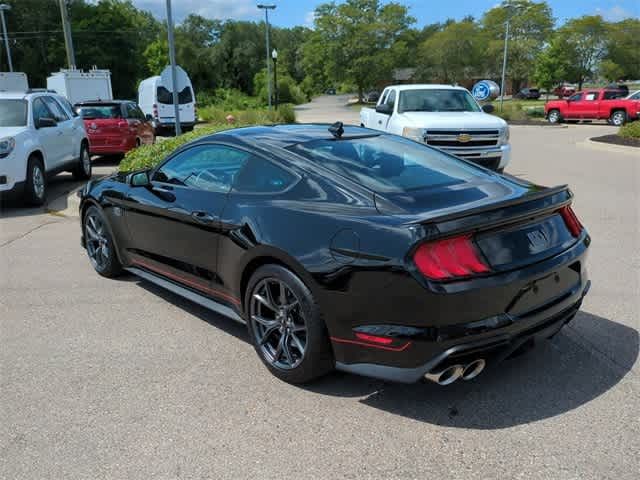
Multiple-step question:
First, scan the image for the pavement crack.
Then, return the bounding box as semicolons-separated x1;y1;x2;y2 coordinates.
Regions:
0;220;61;248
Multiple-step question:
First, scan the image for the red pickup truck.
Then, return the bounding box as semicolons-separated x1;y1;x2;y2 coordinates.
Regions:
545;89;640;126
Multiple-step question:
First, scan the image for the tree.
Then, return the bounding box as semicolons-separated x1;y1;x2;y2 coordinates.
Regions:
554;15;608;90
482;0;554;92
304;0;415;101
533;38;571;99
603;19;640;81
415;19;485;83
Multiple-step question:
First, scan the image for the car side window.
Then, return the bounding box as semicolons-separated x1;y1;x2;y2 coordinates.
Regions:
385;90;396;110
55;96;78;117
125;103;143;119
32;98;54;124
584;92;598;101
42;96;70;122
232;156;296;193
568;93;583;102
379;89;389;105
153;144;250;193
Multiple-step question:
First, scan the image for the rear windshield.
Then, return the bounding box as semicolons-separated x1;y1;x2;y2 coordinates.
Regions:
288;134;485;194
398;89;481;113
157;86;193;105
77;104;122;119
0;99;28;126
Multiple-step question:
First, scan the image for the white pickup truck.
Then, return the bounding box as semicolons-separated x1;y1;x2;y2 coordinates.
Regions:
360;84;510;172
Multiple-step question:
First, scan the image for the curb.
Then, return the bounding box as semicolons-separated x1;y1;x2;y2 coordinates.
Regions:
579;138;640;156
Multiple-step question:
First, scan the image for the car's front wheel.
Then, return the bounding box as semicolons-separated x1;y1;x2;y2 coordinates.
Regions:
547;109;562;124
24;155;46;206
72;142;92;180
83;206;122;278
245;265;334;383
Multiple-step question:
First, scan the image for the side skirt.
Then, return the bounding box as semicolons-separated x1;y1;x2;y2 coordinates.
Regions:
126;266;246;325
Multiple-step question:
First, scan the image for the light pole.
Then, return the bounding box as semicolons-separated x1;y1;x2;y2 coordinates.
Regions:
165;0;181;135
272;48;278;110
58;0;76;69
499;20;510;112
0;4;12;72
258;4;276;110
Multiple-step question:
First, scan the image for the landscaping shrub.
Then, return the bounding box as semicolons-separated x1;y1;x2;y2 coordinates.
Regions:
619;121;640;139
119;105;297;173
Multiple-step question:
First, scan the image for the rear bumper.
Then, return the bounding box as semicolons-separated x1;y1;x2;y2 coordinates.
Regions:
336;280;590;383
88;136;136;155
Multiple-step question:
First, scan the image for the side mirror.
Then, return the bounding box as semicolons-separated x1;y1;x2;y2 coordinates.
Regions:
375;104;393;115
145;114;153;121
36;117;57;129
482;104;495;114
130;171;150;187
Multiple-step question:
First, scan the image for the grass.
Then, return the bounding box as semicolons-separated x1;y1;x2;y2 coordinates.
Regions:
619;121;640;139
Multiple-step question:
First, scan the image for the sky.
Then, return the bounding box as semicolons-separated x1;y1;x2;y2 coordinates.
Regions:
131;0;640;27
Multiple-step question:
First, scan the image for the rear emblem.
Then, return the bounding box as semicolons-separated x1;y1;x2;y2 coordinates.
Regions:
457;133;472;143
90;122;97;130
527;230;548;251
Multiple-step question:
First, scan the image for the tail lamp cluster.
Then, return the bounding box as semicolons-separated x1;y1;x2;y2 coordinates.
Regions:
559;205;584;237
413;234;490;281
413;205;584;282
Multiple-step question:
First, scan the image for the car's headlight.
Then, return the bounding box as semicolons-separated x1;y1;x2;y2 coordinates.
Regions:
402;127;425;142
499;126;510;144
0;137;15;158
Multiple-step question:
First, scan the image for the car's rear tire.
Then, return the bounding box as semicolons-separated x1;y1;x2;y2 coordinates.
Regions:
610;110;627;127
24;155;46;206
245;264;334;384
547;109;562;124
83;205;123;278
72;142;92;180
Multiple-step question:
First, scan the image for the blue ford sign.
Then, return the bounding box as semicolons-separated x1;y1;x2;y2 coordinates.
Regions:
472;80;500;101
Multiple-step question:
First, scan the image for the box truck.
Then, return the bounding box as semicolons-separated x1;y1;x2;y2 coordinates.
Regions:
47;68;113;105
0;72;29;92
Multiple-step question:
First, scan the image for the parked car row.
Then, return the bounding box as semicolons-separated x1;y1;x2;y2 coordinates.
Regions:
1;72;160;205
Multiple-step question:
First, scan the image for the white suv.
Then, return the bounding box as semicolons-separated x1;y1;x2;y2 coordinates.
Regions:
0;91;91;205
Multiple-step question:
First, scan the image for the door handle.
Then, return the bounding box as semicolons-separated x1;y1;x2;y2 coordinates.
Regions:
191;211;215;224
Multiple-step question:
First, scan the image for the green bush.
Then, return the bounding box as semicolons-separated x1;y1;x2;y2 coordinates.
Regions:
119;106;297;173
196;88;263;109
619;120;640;139
119;125;238;173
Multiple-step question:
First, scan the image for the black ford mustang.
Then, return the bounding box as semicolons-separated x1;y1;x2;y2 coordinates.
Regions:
78;124;590;385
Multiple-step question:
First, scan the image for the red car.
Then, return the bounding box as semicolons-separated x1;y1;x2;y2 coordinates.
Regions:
553;84;577;98
545;89;640;126
75;100;155;156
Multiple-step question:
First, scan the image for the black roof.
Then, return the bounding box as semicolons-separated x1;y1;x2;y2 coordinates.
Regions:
200;124;379;148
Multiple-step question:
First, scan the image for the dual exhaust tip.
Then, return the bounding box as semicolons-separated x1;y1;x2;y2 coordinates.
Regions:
424;359;486;386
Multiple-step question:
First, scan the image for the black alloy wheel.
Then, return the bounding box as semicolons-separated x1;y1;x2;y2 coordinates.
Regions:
83;206;122;278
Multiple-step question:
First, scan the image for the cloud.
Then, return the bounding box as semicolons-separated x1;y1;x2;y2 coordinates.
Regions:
304;10;316;28
132;0;260;22
595;5;637;21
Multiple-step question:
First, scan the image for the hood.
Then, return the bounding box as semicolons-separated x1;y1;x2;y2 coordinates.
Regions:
396;111;507;130
0;126;29;138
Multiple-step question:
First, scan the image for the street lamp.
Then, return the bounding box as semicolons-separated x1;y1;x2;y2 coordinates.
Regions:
272;48;278;110
257;4;276;110
499;20;509;112
0;4;13;72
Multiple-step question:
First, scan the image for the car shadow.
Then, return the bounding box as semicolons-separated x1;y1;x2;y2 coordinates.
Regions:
118;279;639;430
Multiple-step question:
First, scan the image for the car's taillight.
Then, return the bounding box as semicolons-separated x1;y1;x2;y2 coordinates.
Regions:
152;103;158;118
560;205;583;237
413;234;490;281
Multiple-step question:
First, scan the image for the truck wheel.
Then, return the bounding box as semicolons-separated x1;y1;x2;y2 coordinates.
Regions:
547;109;562;124
610;110;626;127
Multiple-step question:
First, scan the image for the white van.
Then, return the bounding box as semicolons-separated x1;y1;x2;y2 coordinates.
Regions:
138;66;196;134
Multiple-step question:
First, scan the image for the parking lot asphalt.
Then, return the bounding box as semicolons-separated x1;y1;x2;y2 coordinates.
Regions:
1;99;638;479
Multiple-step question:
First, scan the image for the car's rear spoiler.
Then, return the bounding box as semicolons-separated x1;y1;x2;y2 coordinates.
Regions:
414;185;572;240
